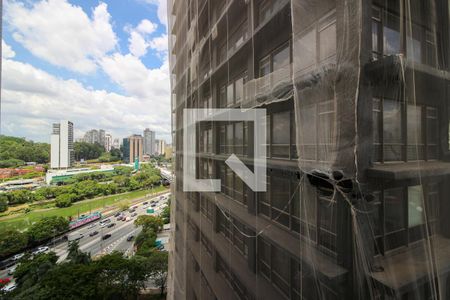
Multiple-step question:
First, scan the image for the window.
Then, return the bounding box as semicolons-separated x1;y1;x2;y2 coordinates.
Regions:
221;73;248;107
217;211;249;257
318;195;337;253
374;183;441;252
200;195;214;221
258;0;273;25
216;254;253;300
272;111;290;158
266;110;296;160
295;12;336;74
373;98;438;162
258;43;291;96
271;245;289;294
407;104;424;160
383;12;401;56
408;185;425;228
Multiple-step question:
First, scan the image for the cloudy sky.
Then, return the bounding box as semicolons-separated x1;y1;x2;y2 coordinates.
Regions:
1;0;171;143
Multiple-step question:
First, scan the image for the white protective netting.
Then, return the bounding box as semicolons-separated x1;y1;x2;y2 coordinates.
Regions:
168;0;450;299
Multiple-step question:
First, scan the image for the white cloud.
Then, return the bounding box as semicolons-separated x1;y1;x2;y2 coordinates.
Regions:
136;19;157;34
1;57;171;142
149;34;168;52
2;40;16;58
143;0;167;27
126;19;160;57
5;0;117;74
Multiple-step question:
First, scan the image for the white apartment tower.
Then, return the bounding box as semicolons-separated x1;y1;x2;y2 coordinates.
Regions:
105;134;112;152
50;120;74;169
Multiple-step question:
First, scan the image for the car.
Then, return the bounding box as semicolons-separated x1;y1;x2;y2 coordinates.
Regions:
2;283;16;292
151;203;156;207
107;223;116;228
126;235;134;241
131;212;137;217
33;246;49;255
68;233;84;242
114;212;121;217
87;223;96;229
116;216;123;221
7;265;16;276
160;196;164;200
89;231;99;237
143;202;148;205
12;253;24;261
124;217;131;222
102;234;111;240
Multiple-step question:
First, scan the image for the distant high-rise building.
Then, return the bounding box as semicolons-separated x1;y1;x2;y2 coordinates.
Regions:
155;139;166;155
112;138;120;149
143;128;156;155
99;129;106;148
105;134;112;152
127;135;143;164
122;138;130;163
50;120;74;169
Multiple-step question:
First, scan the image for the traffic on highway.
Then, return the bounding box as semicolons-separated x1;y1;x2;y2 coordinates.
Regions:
0;192;171;292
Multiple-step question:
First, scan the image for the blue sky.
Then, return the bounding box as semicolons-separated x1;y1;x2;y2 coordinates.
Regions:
1;0;171;143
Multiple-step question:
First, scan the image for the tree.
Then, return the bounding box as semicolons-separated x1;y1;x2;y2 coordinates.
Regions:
161;201;171;224
147;251;168;296
0;135;50;164
73;142;104;161
134;215;163;233
67;241;91;265
55;193;76;208
7;190;35;205
14;252;58;290
0;230;28;258
0;195;8;212
27;216;69;244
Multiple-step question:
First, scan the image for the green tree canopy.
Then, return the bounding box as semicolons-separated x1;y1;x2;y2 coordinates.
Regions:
0;135;50;164
73;142;105;161
0;230;28;258
27;216;70;244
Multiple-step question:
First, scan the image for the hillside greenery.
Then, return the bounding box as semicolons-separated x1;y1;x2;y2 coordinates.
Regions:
0;136;50;167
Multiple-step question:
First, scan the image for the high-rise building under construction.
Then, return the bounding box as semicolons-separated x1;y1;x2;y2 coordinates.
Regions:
168;0;450;299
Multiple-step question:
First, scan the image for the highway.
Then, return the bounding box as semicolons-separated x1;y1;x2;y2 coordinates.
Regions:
0;192;170;282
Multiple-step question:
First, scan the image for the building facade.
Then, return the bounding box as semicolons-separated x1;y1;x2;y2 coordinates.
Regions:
105;134;112;152
168;0;450;299
122;138;130;163
128;134;144;164
155;139;166;156
50;120;74;169
144;128;156;155
112;138;120;149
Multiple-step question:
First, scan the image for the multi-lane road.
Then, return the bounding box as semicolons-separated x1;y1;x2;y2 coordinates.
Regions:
0;192;170;282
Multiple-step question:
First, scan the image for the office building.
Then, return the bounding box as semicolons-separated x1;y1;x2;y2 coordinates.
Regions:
168;0;450;299
83;128;106;149
50;120;74;169
144;128;156;155
127;134;144;164
105;134;112;152
155;139;166;156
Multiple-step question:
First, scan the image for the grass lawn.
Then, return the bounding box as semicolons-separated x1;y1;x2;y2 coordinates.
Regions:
0;186;167;232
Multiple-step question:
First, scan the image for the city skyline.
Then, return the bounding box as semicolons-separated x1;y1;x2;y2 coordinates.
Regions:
1;0;171;144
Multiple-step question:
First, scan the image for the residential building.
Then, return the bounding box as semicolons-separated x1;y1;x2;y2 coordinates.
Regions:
155;139;166;156
105;134;112;152
144;128;156;155
99;129;106;148
112;138;120;149
128;134;144;164
50;120;74;169
168;0;450;299
165;145;173;160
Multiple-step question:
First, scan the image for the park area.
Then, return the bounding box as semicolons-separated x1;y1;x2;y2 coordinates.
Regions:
0;186;167;232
